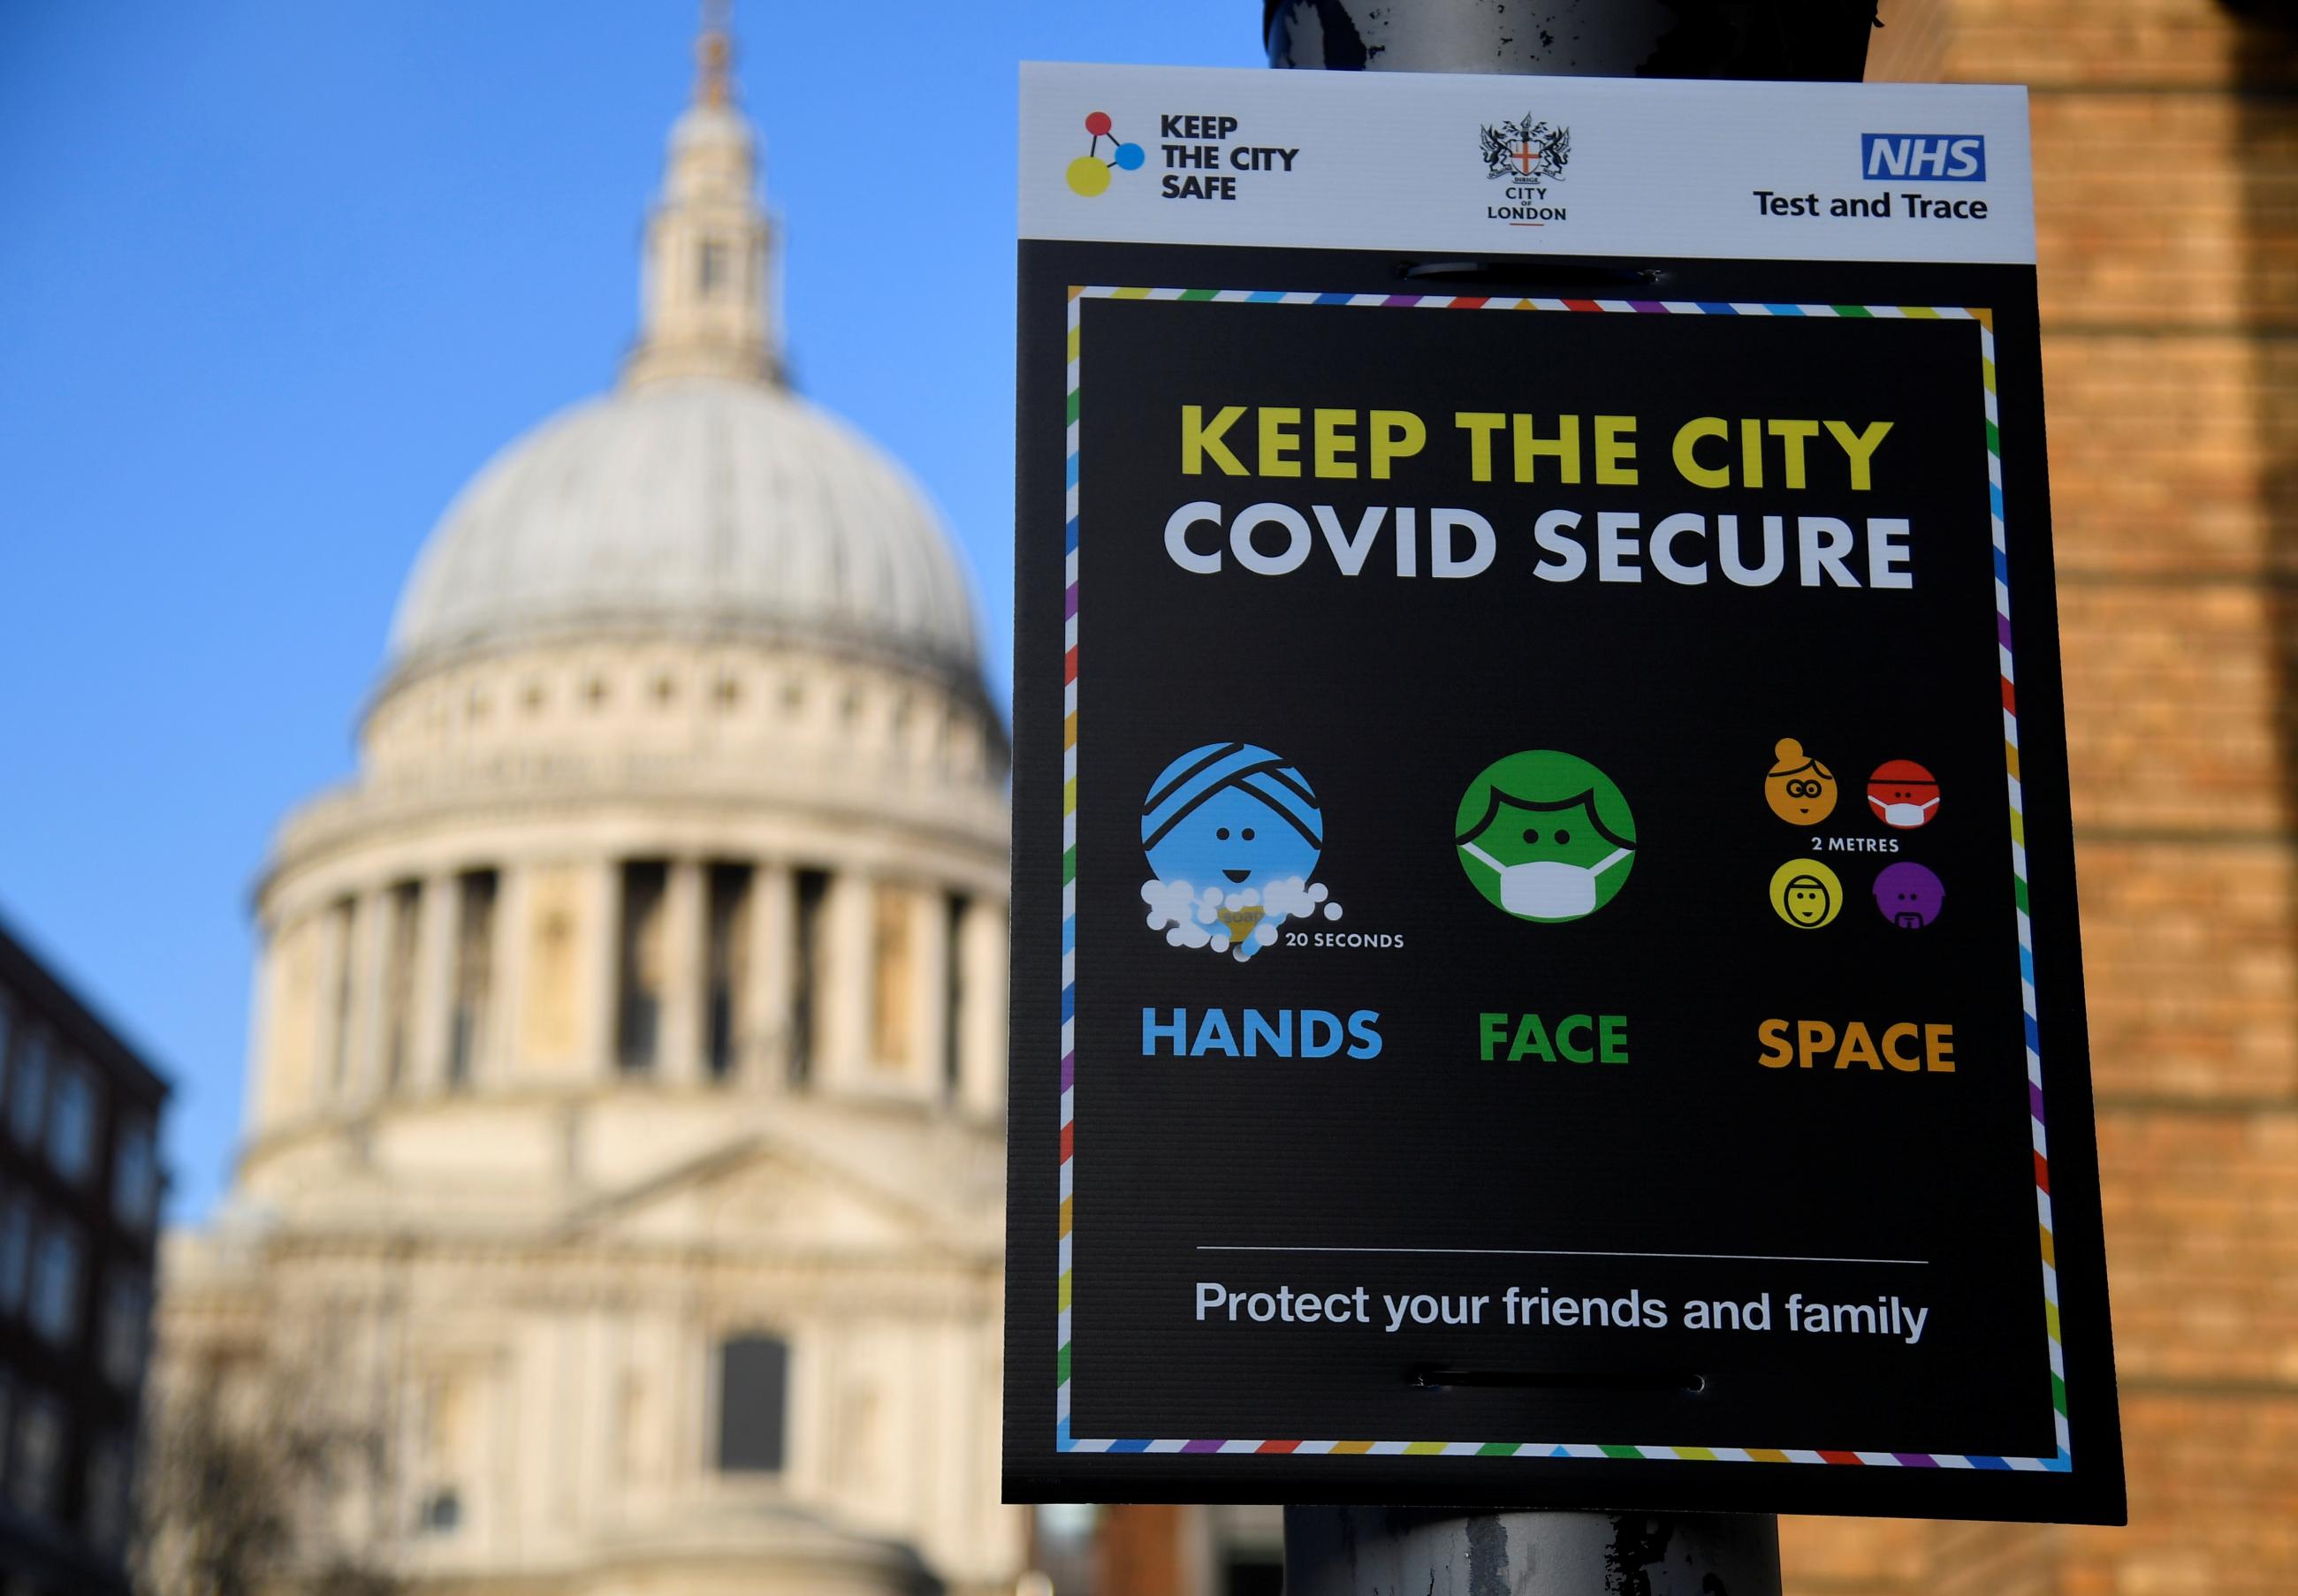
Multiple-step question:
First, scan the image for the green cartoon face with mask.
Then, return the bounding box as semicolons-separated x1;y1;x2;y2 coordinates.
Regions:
1455;750;1637;923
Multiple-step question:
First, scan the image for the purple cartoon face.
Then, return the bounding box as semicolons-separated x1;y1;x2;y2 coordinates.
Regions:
1873;862;1945;929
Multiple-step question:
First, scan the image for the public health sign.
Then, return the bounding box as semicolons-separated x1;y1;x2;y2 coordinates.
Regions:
1007;64;2123;1524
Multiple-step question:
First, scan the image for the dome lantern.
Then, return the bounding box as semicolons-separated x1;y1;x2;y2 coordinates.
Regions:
623;0;780;389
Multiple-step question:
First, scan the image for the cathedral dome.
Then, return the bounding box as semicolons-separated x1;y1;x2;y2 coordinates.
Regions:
386;377;980;679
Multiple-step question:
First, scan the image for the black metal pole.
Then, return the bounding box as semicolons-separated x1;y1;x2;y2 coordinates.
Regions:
1284;1506;1784;1596
1267;0;1875;80
1267;4;1874;1590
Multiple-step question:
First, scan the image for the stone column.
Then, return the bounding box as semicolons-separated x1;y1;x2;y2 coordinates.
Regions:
491;864;530;1083
483;1358;514;1560
668;1290;704;1494
316;900;355;1103
659;858;708;1084
244;925;279;1137
353;885;392;1104
574;1308;615;1529
824;869;876;1090
578;858;621;1077
793;1321;826;1499
413;871;460;1093
910;885;952;1102
747;863;796;1090
957;896;1009;1120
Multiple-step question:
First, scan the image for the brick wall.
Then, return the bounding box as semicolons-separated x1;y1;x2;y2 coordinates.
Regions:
1782;3;2298;1591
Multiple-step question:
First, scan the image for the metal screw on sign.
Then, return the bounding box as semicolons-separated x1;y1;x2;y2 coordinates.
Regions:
1262;4;1876;1591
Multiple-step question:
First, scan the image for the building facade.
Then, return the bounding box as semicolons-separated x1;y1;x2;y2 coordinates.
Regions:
154;21;1020;1596
0;916;168;1595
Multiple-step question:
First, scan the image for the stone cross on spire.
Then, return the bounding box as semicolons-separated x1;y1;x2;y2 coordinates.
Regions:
696;0;734;106
623;0;781;388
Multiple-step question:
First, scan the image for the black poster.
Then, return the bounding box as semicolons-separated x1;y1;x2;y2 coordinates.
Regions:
1008;65;2121;1524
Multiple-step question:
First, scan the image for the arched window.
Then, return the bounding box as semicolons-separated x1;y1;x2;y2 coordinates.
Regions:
715;1334;788;1474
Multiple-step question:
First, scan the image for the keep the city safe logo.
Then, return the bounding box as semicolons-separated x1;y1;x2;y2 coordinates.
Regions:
1455;751;1634;923
1062;103;1302;203
1066;110;1145;196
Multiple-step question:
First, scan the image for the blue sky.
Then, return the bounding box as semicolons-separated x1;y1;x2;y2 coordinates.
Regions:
0;1;1262;1221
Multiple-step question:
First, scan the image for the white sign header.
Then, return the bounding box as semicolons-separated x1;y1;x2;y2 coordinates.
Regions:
1021;63;2034;265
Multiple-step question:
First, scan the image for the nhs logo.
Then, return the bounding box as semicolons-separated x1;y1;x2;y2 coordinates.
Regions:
1860;133;1987;182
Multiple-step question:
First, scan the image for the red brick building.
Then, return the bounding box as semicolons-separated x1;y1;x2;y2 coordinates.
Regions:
1780;2;2298;1590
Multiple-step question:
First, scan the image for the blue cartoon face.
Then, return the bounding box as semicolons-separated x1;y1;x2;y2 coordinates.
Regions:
1139;743;1330;961
1145;784;1321;891
1140;743;1325;894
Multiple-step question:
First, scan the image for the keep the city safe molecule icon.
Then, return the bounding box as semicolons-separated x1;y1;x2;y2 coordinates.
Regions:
1067;111;1145;196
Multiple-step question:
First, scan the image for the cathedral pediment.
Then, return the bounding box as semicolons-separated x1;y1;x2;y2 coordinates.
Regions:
553;1125;997;1263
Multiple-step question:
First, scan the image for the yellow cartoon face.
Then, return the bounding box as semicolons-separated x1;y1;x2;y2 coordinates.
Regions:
1769;857;1845;930
1784;876;1833;925
1765;737;1838;825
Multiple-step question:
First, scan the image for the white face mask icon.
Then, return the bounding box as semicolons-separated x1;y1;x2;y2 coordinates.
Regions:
1870;794;1940;828
1460;842;1632;921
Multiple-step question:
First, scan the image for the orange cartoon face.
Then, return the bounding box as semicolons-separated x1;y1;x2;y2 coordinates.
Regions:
1765;738;1838;825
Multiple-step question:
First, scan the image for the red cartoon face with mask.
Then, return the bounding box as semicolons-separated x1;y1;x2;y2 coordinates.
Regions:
1867;759;1940;830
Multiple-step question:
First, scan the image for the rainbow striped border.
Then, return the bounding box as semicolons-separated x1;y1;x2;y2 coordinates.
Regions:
1054;286;2069;1474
